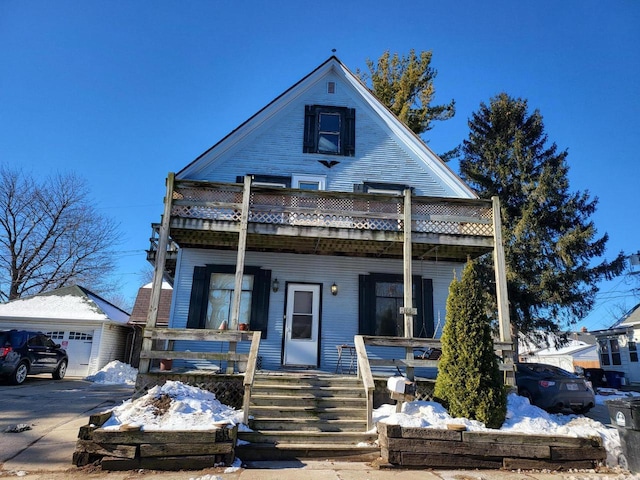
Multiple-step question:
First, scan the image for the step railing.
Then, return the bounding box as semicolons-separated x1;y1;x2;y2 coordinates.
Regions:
354;335;513;430
139;328;261;424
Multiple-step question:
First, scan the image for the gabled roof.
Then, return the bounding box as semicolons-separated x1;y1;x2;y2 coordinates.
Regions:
613;303;640;328
177;56;476;199
129;282;172;326
0;285;130;323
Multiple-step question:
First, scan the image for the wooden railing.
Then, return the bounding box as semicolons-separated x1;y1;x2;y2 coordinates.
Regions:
169;180;494;237
139;328;261;424
354;335;514;430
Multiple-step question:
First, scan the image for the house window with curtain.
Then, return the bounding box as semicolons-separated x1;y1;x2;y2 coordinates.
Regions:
359;273;434;338
187;265;271;338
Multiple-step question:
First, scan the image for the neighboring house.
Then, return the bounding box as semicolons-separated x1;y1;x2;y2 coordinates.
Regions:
128;282;173;368
0;285;131;377
591;303;640;386
146;56;511;373
518;330;599;373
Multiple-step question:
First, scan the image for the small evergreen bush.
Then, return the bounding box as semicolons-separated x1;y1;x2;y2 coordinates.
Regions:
433;260;507;429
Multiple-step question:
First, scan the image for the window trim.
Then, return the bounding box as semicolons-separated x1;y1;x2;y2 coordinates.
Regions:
303;105;355;157
358;273;434;338
292;174;326;191
187;264;271;338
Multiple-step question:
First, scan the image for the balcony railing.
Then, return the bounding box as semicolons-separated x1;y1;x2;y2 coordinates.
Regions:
169;180;494;237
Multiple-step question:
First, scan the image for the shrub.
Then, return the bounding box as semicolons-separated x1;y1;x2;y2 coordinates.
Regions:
433;260;507;428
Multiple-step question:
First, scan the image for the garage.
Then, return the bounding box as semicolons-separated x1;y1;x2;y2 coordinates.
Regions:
0;285;132;377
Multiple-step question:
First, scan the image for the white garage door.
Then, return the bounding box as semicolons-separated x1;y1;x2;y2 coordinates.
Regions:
47;331;93;377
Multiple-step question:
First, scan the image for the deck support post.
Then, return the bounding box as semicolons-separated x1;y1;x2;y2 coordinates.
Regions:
140;173;175;374
403;188;415;381
492;196;514;384
228;175;252;373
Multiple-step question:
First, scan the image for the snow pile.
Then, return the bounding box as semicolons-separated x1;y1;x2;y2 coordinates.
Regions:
102;381;244;431
85;360;138;385
375;393;623;467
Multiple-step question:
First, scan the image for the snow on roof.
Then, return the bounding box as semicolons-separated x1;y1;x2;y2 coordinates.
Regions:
0;285;130;323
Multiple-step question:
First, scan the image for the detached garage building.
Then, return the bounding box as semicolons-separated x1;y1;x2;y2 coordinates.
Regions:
0;285;132;377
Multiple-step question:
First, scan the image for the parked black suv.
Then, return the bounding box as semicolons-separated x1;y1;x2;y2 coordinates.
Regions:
0;330;69;384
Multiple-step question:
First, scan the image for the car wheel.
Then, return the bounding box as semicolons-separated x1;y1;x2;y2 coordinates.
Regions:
53;360;67;380
10;362;29;385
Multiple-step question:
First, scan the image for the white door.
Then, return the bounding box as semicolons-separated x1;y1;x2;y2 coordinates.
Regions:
283;284;320;367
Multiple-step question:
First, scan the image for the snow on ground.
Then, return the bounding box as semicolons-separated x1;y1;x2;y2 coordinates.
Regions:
90;369;639;469
84;360;138;385
101;380;244;431
375;391;640;467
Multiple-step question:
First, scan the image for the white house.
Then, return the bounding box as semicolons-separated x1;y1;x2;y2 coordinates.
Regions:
0;285;132;377
592;303;640;386
145;56;510;374
518;331;599;373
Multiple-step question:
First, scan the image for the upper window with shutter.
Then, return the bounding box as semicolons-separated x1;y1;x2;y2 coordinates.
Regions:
303;105;355;157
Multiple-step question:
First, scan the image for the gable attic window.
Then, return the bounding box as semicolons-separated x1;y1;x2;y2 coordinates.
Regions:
327;81;336;94
303;105;355;156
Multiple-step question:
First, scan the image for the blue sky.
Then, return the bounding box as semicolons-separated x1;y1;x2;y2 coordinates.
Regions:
1;1;638;330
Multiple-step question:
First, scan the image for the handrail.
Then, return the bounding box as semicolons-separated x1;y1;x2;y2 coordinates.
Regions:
354;335;375;431
355;335;514;430
139;327;261;424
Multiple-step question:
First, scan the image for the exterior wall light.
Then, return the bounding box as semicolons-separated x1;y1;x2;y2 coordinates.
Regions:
331;283;338;296
272;278;279;293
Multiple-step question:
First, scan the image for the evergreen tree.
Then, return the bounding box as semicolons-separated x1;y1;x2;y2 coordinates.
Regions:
434;261;506;429
358;50;455;136
459;93;626;335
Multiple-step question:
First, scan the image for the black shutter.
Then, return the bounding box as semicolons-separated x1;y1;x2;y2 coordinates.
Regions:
352;183;364;193
186;266;208;329
343;108;356;156
358;274;374;335
303;105;317;153
419;279;434;338
250;269;271;339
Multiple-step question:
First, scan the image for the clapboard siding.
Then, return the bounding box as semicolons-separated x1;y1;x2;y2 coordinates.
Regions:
183;70;453;198
170;248;463;372
93;324;129;374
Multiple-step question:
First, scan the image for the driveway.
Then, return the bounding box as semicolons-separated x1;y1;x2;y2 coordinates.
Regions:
0;375;133;474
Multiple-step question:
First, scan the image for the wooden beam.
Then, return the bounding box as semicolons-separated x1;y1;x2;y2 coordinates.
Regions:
230;175;252;331
140;173;175;374
492;196;511;344
403;189;414;384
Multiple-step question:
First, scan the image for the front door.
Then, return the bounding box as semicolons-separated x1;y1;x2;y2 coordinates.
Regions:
283;283;320;367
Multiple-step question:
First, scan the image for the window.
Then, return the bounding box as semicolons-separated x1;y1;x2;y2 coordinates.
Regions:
187;265;272;338
205;273;253;330
599;338;622;366
353;182;412;195
236;175;290;188
69;332;92;341
46;331;64;340
292;174;326;191
303;105;355;156
629;341;638;362
359;274;434;337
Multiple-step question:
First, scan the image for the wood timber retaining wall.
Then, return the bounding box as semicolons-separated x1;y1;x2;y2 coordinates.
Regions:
378;423;606;470
73;411;237;471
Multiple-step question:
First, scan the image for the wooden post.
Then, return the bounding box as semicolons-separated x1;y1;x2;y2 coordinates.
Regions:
139;173;175;374
228;176;251;373
492;196;511;343
403;189;415;382
492;196;514;385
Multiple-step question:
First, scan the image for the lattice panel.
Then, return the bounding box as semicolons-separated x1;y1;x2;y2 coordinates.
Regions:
173;186;242;221
412;201;493;237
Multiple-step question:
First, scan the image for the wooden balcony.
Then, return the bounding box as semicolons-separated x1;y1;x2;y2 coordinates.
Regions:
149;179;496;269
